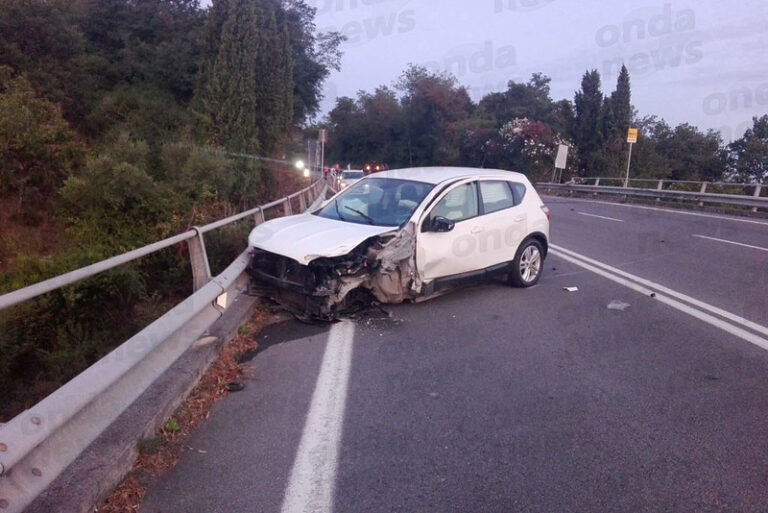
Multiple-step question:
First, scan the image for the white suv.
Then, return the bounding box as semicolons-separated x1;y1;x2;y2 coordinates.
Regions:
248;167;550;319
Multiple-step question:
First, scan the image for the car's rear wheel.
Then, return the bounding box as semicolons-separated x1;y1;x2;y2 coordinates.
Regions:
508;239;543;287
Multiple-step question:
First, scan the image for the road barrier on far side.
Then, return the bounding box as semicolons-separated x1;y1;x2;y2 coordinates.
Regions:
537;179;767;213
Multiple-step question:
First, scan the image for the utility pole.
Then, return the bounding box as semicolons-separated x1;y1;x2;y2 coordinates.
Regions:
319;129;327;175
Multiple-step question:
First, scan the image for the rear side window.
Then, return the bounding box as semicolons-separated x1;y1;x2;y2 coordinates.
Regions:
479;181;515;214
510;182;527;205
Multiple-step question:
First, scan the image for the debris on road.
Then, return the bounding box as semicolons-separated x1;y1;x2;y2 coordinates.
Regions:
225;381;245;392
607;300;631;311
563;286;579;292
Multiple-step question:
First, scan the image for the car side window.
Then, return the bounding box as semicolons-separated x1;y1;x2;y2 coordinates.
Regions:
429;182;478;223
509;182;526;205
479;181;516;214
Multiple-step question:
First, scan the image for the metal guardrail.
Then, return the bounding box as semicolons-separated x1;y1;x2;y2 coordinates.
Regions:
537;180;767;211
0;179;331;513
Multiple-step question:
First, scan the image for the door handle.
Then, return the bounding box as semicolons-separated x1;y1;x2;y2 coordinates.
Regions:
514;215;526;222
470;226;483;234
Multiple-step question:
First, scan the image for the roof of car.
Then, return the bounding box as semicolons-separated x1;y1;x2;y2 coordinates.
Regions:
370;166;528;185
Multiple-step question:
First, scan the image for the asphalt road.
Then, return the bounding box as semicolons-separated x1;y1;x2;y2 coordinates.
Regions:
141;199;768;513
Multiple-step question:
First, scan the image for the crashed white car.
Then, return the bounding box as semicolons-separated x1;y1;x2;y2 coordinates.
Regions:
247;167;550;319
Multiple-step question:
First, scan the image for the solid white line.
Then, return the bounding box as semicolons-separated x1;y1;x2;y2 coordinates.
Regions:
542;195;768;226
692;234;768;253
281;321;355;513
577;211;624;222
550;248;768;352
551;244;768;340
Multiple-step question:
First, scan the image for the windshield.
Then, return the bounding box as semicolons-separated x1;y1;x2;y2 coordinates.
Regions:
315;177;434;227
341;171;364;179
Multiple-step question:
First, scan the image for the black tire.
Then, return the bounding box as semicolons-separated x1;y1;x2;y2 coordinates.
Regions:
509;239;544;287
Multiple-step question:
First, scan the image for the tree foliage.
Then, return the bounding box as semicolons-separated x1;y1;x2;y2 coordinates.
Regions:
0;0;338;419
0;69;86;220
728;115;768;183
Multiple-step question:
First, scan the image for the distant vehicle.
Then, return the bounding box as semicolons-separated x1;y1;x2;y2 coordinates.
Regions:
363;162;386;174
337;169;365;189
247;167;551;320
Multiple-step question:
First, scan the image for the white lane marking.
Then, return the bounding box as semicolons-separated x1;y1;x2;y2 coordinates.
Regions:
550;248;768;352
281;321;355;513
551;244;768;340
577;211;624;222
692;234;768;253
542;195;768;226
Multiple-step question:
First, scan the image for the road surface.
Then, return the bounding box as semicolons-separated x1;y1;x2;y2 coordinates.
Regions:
141;198;768;513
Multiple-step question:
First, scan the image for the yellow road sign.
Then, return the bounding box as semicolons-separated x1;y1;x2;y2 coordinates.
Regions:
627;128;638;143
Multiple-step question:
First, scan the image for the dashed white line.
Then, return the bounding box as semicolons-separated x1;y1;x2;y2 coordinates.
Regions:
576;211;624;222
280;321;355;513
692;234;768;253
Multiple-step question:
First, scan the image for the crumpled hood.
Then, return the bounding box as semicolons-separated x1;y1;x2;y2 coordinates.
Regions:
248;213;396;265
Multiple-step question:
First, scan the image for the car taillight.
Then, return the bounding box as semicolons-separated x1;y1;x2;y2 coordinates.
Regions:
541;205;551;220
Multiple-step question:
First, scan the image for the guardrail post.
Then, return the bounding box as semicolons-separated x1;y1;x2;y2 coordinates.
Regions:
754;184;763;213
299;192;307;212
253;207;265;225
657;180;664;190
188;227;212;292
283;198;293;216
699;183;707;207
594;178;600;186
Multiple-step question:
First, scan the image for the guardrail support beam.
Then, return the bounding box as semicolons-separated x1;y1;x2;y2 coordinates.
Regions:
188;228;212;291
299;192;307;212
754;184;762;213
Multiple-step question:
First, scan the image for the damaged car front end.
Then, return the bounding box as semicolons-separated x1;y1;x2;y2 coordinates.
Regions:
247;222;419;321
246;175;434;320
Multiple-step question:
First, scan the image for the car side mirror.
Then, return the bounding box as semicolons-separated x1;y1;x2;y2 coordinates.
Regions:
429;216;455;232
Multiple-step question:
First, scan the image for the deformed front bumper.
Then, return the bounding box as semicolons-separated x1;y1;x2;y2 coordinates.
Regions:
247;224;419;320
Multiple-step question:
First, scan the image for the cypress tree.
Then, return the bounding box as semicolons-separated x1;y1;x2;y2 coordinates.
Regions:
193;0;294;156
254;0;293;155
608;64;631;141
574;69;604;174
193;0;261;153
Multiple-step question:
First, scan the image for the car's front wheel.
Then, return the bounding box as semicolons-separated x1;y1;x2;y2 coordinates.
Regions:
508;239;544;287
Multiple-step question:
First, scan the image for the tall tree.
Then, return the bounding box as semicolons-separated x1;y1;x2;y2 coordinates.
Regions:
193;0;262;153
397;65;473;166
281;0;343;125
194;0;295;156
608;64;632;140
477;73;557;128
727;115;768;183
574;69;604;174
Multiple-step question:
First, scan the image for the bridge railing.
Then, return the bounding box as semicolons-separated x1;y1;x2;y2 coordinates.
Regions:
537;178;767;212
0;179;332;513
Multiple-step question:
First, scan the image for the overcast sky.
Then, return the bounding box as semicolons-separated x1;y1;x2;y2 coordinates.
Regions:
204;0;768;141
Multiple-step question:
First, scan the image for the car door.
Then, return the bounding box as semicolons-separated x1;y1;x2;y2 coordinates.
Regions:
475;179;529;268
416;181;482;281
